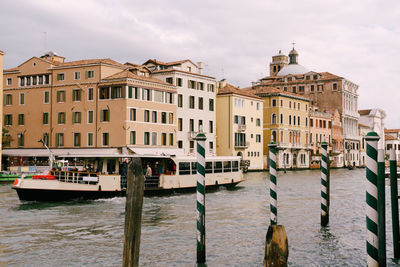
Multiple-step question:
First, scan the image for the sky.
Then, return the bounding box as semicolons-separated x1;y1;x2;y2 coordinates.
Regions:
1;0;400;128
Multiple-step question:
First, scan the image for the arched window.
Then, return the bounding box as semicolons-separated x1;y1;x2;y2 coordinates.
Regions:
306;117;308;126
293;116;296;125
272;131;277;142
272;114;277;124
280;131;283;142
280;114;283;124
273;66;277;72
298;116;300;126
289;101;291;108
289;115;292;125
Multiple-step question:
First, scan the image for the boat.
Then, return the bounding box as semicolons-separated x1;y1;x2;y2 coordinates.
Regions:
0;172;20;184
12;155;243;201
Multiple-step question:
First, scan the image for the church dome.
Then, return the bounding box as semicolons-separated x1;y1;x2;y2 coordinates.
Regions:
276;64;308;76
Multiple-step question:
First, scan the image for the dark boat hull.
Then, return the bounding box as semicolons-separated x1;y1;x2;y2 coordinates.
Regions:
14;182;241;201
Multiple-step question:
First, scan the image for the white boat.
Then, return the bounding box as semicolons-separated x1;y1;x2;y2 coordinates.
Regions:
12;155;243;201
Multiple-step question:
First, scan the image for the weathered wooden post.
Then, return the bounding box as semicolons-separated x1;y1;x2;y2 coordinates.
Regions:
264;142;288;267
320;141;329;226
123;158;144;267
365;132;380;267
195;130;207;263
377;149;386;266
389;149;400;258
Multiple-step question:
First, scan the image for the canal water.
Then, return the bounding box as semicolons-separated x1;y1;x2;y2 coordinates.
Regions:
1;169;400;266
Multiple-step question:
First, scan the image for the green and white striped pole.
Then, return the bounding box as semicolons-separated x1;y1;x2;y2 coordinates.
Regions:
365;132;380;267
269;142;277;225
321;141;329;226
195;130;207;263
377;149;386;266
389;148;400;258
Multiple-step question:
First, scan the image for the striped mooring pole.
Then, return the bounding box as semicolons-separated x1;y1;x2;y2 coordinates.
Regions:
195;130;207;263
389;148;400;258
320;141;329;227
269;142;278;225
365;132;380;267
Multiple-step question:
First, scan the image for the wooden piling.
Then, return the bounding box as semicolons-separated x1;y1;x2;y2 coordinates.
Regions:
263;225;288;267
123;158;145;267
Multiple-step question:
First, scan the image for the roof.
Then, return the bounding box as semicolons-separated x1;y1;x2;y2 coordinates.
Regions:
358;123;370;128
143;58;196;67
124;62;151;72
261;71;343;83
385;134;396;141
54;58;125;68
101;70;173;86
244;85;310;101
358;109;371;116
151;68;215;79
385;129;400;133
277;63;308;76
217;83;261;100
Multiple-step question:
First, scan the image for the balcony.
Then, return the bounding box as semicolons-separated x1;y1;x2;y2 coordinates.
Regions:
238;124;246;131
234;142;249;149
188;131;198;140
277;142;287;148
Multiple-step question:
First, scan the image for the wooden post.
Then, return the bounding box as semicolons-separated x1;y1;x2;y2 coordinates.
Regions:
390;148;400;258
123;158;144;267
377;149;386;266
263;225;288;267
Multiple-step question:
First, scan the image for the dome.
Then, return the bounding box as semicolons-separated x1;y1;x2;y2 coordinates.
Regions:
276;64;308;76
289;48;298;55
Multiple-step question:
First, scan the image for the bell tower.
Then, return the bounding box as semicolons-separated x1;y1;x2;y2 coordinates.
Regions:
269;50;288;76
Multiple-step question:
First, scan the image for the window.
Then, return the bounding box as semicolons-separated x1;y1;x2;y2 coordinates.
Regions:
20;77;25;86
333;83;337;90
88;88;94;101
58;112;66;124
209;121;213;133
298;116;300;126
57;73;65;81
208;84;215;92
190;119;194;131
179;162;191;175
88;133;94;146
256;118;261;126
272;99;277;107
33;76;37;85
43;133;49;146
26;77;31;86
152;111;157;123
166;77;173;84
72;89;81;101
178;140;183;148
189;96;195;109
214;161;222;173
272;114;277;124
323;120;326;128
209;99;214;111
44;91;50;104
310;85;315;92
4;114;12;126
45;75;50;84
178;94;183;107
18;114;24;125
313;75;318;80
99;87;110;99
144;132;150;145
310;118;313;127
178;118;183;131
176;78;183;87
111;86;124;99
19;93;25;105
144;110;150;122
152;132;157;145
17;133;24;147
43;112;49;125
198;97;204;110
306;117;308;127
197;82;204;90
256;134;261;143
130;108;136;121
74;72;80;80
198;120;203;131
280;114;283;124
161;112;167;123
6;78;12;85
224;161;232;172
130;131;136;145
299;86;305;92
88;110;94;124
329;121;332;128
142;88;151;101
74;133;81;147
57;90;65;103
293;116;296;125
100;109;110;122
318;84;324;92
289;101;291;108
169;113;174;124
188;80;196;89
56;133;64;147
292;86;296;93
289;115;291;125
102;132;109;146
86;70;94;79
209;141;214;150
134;87;140;99
5;94;12;105
234;115;239;124
162;133;167;145
72;112;81;124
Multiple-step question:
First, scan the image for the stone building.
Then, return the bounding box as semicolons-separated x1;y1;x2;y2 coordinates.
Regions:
0;50;3;170
358;108;386;150
384;129;400;161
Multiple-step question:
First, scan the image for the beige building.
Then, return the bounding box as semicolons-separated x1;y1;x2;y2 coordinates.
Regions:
216;81;263;170
2;52;178;168
0;50;3;169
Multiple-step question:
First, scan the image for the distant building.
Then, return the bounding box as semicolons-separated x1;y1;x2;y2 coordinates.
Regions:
143;59;217;156
384;129;400;161
358;123;372;167
216;81;263;170
309;108;332;155
330;110;344;167
256;47;360;167
358;108;386;150
245;86;311;169
0;50;4;170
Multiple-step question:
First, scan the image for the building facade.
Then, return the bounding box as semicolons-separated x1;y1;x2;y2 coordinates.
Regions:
358;108;386;150
216;81;263;170
309;109;332;155
246;86;311;169
0;50;3;170
330;109;344;167
384;129;400;161
2;53;178;167
143;59;216;156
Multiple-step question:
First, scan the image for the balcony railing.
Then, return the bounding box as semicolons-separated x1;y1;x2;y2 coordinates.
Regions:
238;124;246;131
234;142;249;148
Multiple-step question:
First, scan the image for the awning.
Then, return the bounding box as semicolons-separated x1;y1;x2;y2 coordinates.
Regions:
127;147;184;157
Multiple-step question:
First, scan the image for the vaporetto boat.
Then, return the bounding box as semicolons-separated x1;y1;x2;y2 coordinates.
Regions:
12;155;244;201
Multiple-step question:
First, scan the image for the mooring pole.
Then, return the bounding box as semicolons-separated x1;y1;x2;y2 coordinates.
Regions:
123;158;145;267
365;132;380;267
321;141;329;227
377;149;387;266
195;130;207;263
269;142;278;225
390;149;400;258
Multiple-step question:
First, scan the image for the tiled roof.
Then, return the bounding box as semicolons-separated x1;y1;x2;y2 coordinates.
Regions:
244;85;310;101
55;58;125;68
144;59;195;66
218;83;261;99
385;134;396;141
124;62;150;71
385;129;400;133
358;109;372;116
4;67;19;72
261;71;343;84
102;70;172;86
151;68;215;79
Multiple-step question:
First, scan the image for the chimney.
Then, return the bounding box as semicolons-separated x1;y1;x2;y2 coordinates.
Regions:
197;62;204;74
219;78;227;88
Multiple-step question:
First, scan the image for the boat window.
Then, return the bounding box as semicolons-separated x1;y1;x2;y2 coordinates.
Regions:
205;162;213;174
179;162;191;175
191;162;197;174
223;161;232;172
232;161;239;172
214;161;222;173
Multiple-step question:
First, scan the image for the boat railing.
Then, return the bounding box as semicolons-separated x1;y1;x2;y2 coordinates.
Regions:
50;170;99;185
145;175;160;188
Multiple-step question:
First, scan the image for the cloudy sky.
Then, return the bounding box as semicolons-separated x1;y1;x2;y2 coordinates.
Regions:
1;0;400;127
